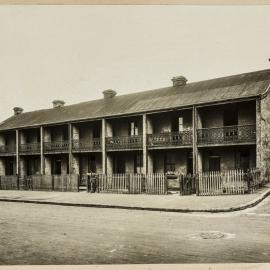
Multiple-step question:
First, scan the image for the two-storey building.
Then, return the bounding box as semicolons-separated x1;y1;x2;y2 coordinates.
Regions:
0;69;270;184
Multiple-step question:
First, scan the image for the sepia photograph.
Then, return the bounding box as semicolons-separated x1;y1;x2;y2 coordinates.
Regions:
0;2;270;269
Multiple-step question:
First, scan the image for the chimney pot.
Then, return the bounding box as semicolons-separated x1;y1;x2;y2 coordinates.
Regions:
13;107;23;115
52;100;65;108
171;76;188;87
102;89;117;99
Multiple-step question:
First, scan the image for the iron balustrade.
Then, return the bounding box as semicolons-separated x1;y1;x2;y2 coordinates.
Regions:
147;131;193;148
197;124;256;145
20;142;41;153
72;138;101;152
44;140;70;152
106;135;143;150
0;144;16;154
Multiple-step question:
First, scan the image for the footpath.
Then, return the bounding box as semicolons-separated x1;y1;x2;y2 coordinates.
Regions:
0;183;270;213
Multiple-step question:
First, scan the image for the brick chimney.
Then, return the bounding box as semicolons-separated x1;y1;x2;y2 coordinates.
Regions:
13;107;23;115
171;76;188;87
103;89;117;99
52;100;65;108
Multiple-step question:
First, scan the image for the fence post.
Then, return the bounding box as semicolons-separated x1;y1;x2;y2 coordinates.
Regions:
246;170;251;194
86;175;90;193
179;175;183;195
127;174;131;194
0;175;1;190
77;174;79;192
164;173;168;195
195;174;199;196
51;175;54;191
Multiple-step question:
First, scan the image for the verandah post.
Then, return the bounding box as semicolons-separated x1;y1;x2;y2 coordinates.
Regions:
192;105;199;195
40;126;45;175
142;113;148;174
101;119;107;175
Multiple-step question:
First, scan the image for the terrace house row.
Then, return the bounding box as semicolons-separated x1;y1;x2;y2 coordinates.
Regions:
0;69;270;183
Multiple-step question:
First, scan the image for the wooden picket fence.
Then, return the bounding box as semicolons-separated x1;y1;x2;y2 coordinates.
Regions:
0;175;19;190
53;174;79;192
27;175;53;191
19;174;79;192
145;173;167;195
87;173;167;195
198;169;262;196
0;169;264;196
96;174;130;194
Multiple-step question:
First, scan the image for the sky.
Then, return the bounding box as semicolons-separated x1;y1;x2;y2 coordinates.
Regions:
0;5;269;122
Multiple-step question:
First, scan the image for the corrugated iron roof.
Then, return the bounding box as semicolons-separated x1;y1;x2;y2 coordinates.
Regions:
0;69;270;131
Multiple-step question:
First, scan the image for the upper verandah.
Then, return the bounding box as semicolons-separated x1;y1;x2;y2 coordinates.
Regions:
0;68;270;131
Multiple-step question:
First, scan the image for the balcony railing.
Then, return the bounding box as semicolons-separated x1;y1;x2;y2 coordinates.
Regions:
44;141;69;152
147;131;193;148
106;135;143;150
20;143;41;153
72;138;101;152
197;124;256;145
0;144;16;154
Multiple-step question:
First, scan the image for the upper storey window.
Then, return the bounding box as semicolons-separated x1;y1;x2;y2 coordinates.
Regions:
224;105;238;126
130;121;139;136
178;117;184;132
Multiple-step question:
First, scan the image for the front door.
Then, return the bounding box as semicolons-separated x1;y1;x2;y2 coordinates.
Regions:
240;151;250;171
187;151;193;174
209;156;221;172
113;155;125;173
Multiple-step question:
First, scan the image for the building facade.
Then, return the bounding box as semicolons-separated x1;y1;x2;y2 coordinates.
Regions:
0;69;270;182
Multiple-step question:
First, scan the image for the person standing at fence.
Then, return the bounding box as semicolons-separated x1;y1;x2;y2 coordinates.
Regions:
89;174;97;193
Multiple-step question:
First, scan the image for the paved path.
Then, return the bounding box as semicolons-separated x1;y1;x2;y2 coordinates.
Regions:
0;196;270;264
0;184;269;212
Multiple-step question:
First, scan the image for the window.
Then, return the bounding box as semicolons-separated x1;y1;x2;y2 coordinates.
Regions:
134;153;143;173
224;105;238;126
5;158;14;175
93;128;100;138
179;117;184;132
172;116;184;132
164;153;176;173
130;121;139;136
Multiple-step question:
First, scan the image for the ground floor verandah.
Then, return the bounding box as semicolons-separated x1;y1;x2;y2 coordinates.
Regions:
0;145;258;177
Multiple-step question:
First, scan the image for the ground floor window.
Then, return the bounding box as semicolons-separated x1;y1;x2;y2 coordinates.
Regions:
5;158;15;175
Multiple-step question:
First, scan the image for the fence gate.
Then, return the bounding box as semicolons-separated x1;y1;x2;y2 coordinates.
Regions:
180;174;196;195
166;174;180;194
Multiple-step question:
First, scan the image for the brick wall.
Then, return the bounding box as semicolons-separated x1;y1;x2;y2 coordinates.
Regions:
258;91;270;177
